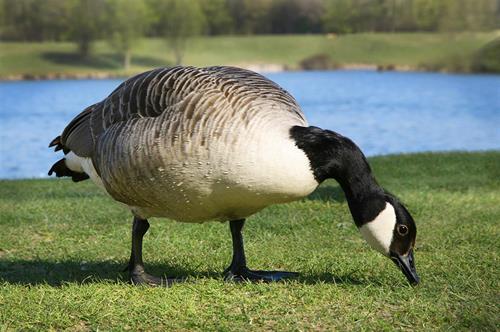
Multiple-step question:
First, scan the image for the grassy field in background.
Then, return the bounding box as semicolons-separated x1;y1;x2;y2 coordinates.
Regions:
0;32;498;78
0;151;499;330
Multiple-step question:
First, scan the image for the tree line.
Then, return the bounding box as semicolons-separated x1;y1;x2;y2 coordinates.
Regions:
1;0;498;67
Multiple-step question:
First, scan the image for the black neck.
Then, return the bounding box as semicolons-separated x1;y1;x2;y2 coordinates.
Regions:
290;126;386;227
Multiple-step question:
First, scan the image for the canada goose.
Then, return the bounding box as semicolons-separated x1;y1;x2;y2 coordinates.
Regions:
49;66;419;286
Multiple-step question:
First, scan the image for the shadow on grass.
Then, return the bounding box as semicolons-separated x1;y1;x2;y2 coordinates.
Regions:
0;259;368;286
42;52;122;69
305;185;346;203
42;52;170;69
295;272;369;286
133;55;171;67
0;259;219;286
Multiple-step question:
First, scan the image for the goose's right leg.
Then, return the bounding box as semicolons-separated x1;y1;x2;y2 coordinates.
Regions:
224;219;298;282
126;217;175;286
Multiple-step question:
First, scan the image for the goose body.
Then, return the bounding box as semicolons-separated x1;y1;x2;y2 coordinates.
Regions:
60;66;317;221
49;66;419;285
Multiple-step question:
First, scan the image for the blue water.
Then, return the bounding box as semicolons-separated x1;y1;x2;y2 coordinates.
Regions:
1;70;499;179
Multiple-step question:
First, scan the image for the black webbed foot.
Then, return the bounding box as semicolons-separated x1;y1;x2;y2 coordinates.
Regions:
224;266;299;282
126;217;185;287
224;219;298;282
129;267;182;287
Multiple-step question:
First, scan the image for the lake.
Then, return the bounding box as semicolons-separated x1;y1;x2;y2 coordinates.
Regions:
1;70;499;179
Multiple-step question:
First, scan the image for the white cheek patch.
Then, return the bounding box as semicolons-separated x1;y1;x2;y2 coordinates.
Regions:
359;202;396;255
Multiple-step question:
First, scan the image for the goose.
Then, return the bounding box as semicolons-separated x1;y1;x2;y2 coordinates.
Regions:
49;66;419;286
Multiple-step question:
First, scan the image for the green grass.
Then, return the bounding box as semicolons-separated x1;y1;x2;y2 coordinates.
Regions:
1;151;499;330
0;32;498;78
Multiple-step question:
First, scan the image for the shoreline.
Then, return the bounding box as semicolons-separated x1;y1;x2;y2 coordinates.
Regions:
2;33;497;81
0;63;485;81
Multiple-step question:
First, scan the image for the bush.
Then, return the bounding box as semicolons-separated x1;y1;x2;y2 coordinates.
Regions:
299;54;339;70
418;54;472;73
471;38;500;73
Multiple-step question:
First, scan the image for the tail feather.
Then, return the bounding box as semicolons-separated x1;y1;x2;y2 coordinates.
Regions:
48;158;89;182
49;136;69;154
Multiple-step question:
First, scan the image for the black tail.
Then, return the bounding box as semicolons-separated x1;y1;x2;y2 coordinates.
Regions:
49;135;69;154
48;158;89;182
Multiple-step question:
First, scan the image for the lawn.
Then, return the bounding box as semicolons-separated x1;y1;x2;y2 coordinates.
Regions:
0;151;499;330
0;32;498;78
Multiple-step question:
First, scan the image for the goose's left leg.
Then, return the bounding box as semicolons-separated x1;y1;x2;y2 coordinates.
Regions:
126;216;177;286
224;219;298;282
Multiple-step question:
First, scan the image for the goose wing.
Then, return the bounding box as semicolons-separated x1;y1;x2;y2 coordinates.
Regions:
55;66;304;158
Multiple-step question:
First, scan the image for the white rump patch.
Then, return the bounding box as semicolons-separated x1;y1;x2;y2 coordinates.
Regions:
65;152;104;189
359;202;396;255
65;151;84;172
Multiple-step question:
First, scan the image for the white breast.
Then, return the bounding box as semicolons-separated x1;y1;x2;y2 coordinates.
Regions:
92;109;318;222
130;121;318;222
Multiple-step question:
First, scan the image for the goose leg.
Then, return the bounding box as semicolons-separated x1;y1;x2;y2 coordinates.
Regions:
126;217;176;286
224;219;298;282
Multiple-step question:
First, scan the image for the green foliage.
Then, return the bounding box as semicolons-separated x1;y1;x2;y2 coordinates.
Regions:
321;0;500;33
68;0;107;58
412;0;441;31
1;0;498;45
104;0;149;70
472;38;500;73
199;0;234;35
438;0;499;32
322;0;353;33
154;0;205;65
270;0;324;33
0;152;499;330
0;0;72;41
299;53;339;70
240;0;273;34
0;33;498;78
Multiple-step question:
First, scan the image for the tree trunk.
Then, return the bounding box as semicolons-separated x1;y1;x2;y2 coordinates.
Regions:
79;39;91;58
174;47;183;66
124;49;131;71
170;37;185;65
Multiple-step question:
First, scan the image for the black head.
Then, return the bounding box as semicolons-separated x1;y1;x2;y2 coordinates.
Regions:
290;126;419;285
386;194;419;285
357;194;419;285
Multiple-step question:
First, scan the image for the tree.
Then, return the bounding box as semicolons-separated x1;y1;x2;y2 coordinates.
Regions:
156;0;205;65
435;0;499;32
226;0;246;34
40;0;73;41
69;0;106;58
0;0;6;39
242;0;273;34
412;0;441;31
293;0;324;33
0;0;71;41
461;0;498;31
199;0;234;35
322;0;354;34
105;0;148;70
0;0;43;41
271;0;324;34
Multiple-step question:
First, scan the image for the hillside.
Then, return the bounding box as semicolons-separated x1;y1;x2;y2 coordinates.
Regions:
1;32;498;79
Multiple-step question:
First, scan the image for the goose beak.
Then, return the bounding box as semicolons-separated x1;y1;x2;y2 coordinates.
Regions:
390;249;420;286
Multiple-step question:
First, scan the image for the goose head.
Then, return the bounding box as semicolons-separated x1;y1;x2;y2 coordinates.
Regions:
291;126;419;285
358;194;419;285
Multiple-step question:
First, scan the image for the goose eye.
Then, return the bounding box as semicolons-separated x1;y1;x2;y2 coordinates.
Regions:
397;225;409;236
